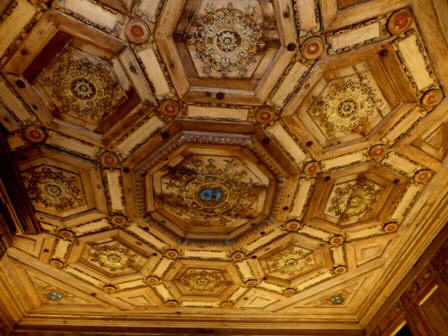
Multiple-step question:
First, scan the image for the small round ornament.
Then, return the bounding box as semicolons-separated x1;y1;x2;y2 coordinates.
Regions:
50;258;64;269
256;108;275;124
329;235;344;247
166;300;178;307
388;9;413;35
220;301;233;308
303;161;321;176
333;265;347;275
24;125;46;143
231;251;246;262
101;151;119;168
160;100;180;117
383;221;398;233
164;249;179;260
103;284;117;294
57;228;75;241
369;144;387;160
111;214;128;226
421;89;443;108
146;276;160;286
301;37;325;60
245;279;258;288
126;19;150;44
283;288;296;297
414;169;432;183
285;220;302;232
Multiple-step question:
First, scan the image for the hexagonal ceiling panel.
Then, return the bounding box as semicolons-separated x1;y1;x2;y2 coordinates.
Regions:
1;0;448;334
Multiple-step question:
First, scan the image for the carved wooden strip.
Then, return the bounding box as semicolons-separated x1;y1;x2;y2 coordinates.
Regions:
118;279;145;290
186;106;249;121
57;0;120;31
0;81;32;121
300;226;332;242
382;107;422;144
183;250;227;260
152;258;173;277
271;61;309;108
329;23;380;52
181;301;219;307
293;270;333;289
397;34;434;91
46;131;97;158
153;283;173;301
0;0;35;57
136;0;162;22
75;219;111;234
245;228;284;253
331;246;345;265
126;225;168;250
52;239;70;260
296;0;319;31
391;184;423;221
235;260;254;280
64;266;104;287
290;178;314;220
266;123;306;165
105;170;124;211
115;116;165;156
0;103;20;132
346;227;383;241
259;281;284;294
382;152;420;176
322;152;368;171
136;48;171;99
229;287;248;302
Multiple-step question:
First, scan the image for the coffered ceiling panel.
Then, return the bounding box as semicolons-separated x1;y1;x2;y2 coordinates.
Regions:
0;0;448;334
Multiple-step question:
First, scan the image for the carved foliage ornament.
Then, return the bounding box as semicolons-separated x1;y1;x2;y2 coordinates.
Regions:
327;178;381;221
312;74;382;136
39;51;126;124
267;246;315;277
90;244;135;273
23;166;85;211
180;269;225;292
161;157;265;227
190;3;266;76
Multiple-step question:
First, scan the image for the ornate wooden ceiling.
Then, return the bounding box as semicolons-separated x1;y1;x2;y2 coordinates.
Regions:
0;0;448;334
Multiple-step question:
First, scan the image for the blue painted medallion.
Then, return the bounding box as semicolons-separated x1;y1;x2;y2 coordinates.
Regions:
199;188;223;202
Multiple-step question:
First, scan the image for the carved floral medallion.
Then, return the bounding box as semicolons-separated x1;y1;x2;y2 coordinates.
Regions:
90;243;135;273
160;156;267;227
312;74;383;137
180;269;225;292
38;49;126;125
189;3;266;77
267;246;316;277
22;166;85;211
326;179;382;221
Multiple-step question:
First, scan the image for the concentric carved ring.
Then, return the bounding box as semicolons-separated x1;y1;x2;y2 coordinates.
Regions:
111;214;127;226
414;169;432;183
164;249;179;259
245;279;258;288
101;151;119;168
333;265;347;275
369;144;387;160
24;125;46;143
103;284;117;294
126;19;150;44
165;300;179;307
421;89;443;108
388;9;413;35
57;228;75;241
160;100;180;117
220;301;233;308
301;37;325;60
285;220;302;232
256;108;275;124
146;276;160;286
50;258;64;269
303;161;321;176
329;235;344;247
283;288;296;297
231;251;246;262
383;222;398;233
